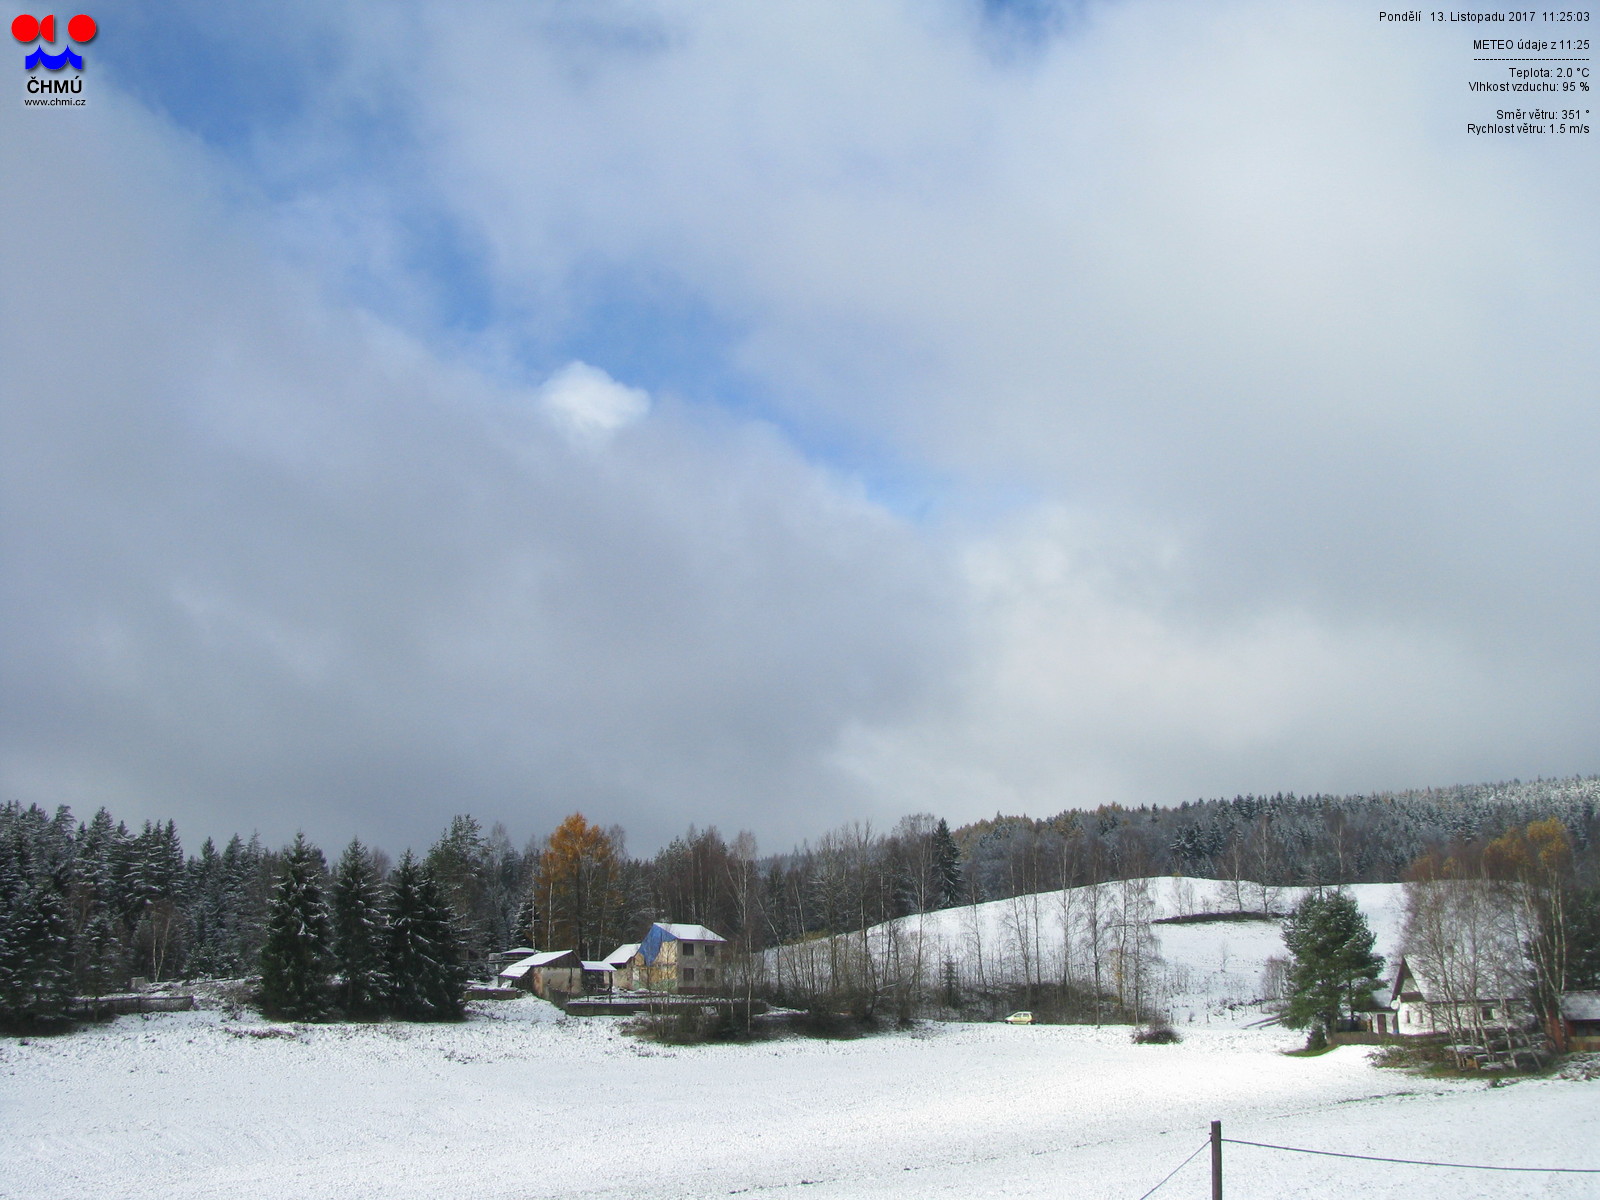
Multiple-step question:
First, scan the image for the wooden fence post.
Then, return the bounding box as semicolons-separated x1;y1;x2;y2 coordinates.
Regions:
1210;1120;1222;1200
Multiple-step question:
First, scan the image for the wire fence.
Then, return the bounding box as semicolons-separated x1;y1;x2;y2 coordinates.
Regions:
1127;1124;1600;1200
1132;1140;1210;1200
1222;1137;1600;1175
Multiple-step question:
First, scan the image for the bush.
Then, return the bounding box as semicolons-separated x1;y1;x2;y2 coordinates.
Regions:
627;1004;761;1045
1370;1034;1553;1075
629;1008;720;1045
1132;1020;1182;1044
794;1006;872;1038
1371;1041;1433;1069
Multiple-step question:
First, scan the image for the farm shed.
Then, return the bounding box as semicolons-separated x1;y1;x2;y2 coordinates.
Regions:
1559;991;1600;1051
498;950;584;1000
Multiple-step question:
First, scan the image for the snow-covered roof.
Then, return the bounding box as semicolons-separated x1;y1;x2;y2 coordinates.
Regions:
1390;956;1528;1005
605;943;640;967
638;922;727;966
581;961;614;973
1391;957;1452;1004
527;950;578;967
654;923;726;943
498;950;578;979
1563;991;1600;1021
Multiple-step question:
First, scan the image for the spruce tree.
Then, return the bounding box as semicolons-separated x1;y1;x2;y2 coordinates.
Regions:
184;838;234;978
1567;884;1600;990
413;866;468;1019
383;852;466;1021
258;834;332;1020
1281;890;1385;1047
126;820;186;981
76;908;126;998
0;811;75;1025
331;839;387;1016
229;834;273;969
0;879;74;1023
73;809;122;901
933;819;962;909
425;815;491;964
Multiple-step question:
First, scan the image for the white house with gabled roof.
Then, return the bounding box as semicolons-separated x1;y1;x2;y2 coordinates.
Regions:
609;923;728;994
1387;955;1526;1037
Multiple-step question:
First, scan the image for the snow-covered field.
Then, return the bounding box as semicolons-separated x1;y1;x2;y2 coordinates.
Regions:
4;879;1596;1199
4;995;1598;1200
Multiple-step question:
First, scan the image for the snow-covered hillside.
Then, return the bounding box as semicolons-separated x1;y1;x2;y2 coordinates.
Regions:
768;877;1408;1027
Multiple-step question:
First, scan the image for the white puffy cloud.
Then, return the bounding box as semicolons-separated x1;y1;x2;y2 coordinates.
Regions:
538;362;651;443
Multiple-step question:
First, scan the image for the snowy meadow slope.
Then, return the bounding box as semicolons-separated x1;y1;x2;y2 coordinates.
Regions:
768;877;1409;1026
4;878;1597;1200
3;998;1597;1200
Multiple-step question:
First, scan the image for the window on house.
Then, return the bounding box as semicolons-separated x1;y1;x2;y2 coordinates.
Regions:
682;967;695;983
703;944;716;959
682;942;695;956
704;968;715;982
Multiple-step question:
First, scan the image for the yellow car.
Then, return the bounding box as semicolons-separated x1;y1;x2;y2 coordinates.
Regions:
1005;1011;1034;1025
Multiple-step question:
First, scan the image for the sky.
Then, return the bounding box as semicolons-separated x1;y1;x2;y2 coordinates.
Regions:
3;0;1597;858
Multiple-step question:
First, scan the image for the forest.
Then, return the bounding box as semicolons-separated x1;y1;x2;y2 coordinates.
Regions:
3;775;1599;1026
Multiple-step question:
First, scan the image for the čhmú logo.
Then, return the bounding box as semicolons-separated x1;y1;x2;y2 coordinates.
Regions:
13;12;96;71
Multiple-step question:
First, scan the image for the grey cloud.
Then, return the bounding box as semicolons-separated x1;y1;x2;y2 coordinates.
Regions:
0;94;959;855
382;1;1599;787
399;0;1598;632
6;1;1597;853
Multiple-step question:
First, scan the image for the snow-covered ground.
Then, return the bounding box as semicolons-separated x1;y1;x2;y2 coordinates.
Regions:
4;879;1595;1199
1157;880;1407;1024
4;994;1598;1200
769;877;1410;1027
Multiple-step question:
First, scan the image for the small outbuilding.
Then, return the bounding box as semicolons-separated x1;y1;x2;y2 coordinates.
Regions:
603;943;641;989
498;949;584;1000
491;946;537;965
1559;991;1600;1051
581;961;617;994
484;947;538;979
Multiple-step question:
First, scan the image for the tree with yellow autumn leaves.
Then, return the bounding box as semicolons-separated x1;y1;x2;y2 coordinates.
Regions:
530;814;628;961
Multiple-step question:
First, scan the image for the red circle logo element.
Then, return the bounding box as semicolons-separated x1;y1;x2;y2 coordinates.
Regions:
67;13;95;41
11;14;39;41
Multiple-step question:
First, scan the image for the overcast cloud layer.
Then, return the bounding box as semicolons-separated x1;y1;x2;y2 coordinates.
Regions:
3;0;1596;855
